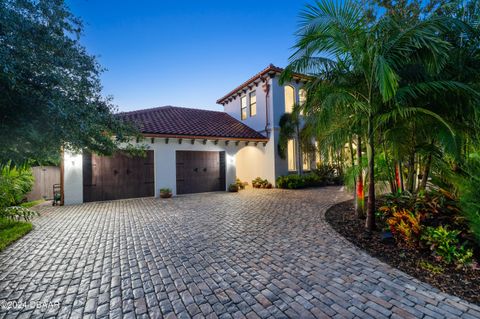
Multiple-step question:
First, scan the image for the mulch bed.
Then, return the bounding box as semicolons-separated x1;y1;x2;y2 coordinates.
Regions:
325;199;480;305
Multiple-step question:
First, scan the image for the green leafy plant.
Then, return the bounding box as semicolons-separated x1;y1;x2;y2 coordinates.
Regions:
252;177;271;189
418;260;444;274
421;226;473;266
386;208;422;248
235;178;246;190
228;184;239;192
0;163;34;209
159;188;172;198
457;153;480;246
0;206;39;221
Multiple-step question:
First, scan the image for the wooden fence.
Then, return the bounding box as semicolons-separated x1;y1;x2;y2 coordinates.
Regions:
26;166;60;201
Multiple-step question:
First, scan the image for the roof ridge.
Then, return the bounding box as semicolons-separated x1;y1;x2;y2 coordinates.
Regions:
118;105;225;115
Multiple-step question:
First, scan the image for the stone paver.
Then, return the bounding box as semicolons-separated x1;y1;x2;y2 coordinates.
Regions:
0;187;479;318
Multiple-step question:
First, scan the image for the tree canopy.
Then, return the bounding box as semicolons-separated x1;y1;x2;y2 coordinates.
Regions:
0;0;138;165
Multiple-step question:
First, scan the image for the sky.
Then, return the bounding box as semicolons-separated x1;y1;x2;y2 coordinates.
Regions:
66;0;308;112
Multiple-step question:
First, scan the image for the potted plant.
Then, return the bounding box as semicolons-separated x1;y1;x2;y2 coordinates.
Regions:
228;183;239;192
159;188;172;198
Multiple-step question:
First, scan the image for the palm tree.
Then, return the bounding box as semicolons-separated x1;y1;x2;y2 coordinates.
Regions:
283;0;469;230
278;104;305;175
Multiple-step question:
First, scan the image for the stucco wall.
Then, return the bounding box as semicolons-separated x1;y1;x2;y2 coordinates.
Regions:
222;79;271;135
63;151;83;205
221;76;307;183
235;141;275;186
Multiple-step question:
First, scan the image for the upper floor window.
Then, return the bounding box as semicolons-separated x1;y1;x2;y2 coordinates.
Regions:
284;85;295;113
249;91;256;116
241;95;247;120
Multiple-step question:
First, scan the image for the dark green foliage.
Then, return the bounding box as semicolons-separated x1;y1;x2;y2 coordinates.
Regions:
422;226;473;266
276;164;343;189
457;153;480;246
252;177;272;189
228;184;239;192
0;0;139;165
0;164;34;209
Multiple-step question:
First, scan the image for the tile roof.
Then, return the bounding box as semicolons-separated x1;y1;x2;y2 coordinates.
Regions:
118;106;268;141
216;64;311;105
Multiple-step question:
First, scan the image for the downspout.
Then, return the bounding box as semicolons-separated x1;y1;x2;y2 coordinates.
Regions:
262;78;271;138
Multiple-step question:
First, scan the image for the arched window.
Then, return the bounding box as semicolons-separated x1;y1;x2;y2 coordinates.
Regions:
284;85;295;113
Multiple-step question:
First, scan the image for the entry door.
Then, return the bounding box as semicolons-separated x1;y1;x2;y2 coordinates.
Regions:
176;151;226;194
83;151;154;202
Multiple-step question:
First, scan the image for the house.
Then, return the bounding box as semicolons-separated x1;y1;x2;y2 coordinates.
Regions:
62;64;311;204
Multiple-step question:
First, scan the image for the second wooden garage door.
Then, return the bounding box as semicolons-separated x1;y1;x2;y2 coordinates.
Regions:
176;151;226;194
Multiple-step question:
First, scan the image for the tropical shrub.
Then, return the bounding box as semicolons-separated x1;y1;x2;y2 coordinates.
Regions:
276;174;305;189
386;208;422;248
228;184;239;192
457;153;480;246
0;206;39;221
252;177;271;189
235;178;246;190
0;164;34;209
314;164;343;185
421;226;473;266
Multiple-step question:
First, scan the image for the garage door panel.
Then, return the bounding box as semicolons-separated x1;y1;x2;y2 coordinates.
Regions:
176;151;225;195
83;151;154;202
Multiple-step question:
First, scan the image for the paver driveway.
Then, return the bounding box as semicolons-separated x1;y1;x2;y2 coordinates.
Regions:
0;187;479;319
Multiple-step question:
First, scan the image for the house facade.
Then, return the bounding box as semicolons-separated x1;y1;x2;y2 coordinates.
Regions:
62;65;311;204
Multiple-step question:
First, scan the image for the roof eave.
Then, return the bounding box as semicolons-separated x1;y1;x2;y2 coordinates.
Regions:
141;133;269;142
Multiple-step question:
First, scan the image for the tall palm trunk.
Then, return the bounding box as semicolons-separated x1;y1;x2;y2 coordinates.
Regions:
418;153;432;191
348;139;357;207
356;135;365;218
406;151;416;193
295;123;303;175
365;115;376;230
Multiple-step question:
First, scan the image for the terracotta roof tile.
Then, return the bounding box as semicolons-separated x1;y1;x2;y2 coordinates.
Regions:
216;64;311;105
119;106;267;141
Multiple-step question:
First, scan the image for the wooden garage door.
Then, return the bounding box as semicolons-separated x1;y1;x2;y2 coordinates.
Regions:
83;151;154;202
176;151;226;194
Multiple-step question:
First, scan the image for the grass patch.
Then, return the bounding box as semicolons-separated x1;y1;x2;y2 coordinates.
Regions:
20;199;45;208
0;217;33;251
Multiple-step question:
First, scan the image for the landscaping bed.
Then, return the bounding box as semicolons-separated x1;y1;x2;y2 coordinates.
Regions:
325;198;480;305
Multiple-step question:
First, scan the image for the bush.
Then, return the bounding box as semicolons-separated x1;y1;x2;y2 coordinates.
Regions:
457;154;480;246
235;178;246;190
314;164;344;185
421;226;473;266
159;188;171;193
252;177;271;189
276;164;344;190
386;208;422;248
0;163;34;209
277;174;306;189
228;184;239;192
0;206;39;221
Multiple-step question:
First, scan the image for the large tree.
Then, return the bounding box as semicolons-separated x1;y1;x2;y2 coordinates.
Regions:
0;0;138;165
283;0;472;230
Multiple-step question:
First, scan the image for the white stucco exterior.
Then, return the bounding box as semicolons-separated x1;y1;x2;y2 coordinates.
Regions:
63;151;83;205
63;139;268;205
221;73;308;185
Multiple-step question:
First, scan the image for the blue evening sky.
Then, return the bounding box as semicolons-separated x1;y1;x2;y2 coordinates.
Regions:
66;0;308;112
